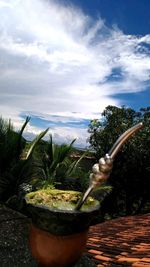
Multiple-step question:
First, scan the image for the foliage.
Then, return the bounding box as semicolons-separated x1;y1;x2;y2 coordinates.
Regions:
0;116;48;202
88;105;150;217
59;168;90;192
32;134;86;190
91;185;112;204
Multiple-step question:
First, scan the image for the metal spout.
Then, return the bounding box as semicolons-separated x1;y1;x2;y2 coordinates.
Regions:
76;122;143;210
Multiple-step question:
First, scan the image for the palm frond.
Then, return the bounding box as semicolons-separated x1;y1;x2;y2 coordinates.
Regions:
66;152;86;177
0;117;49;202
26;128;49;160
15;117;30;159
19;116;30;136
47;134;54;165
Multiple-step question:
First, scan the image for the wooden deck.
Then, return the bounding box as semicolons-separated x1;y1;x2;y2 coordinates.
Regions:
86;213;150;267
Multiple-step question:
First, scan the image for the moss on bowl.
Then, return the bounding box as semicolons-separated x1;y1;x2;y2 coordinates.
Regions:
26;189;98;212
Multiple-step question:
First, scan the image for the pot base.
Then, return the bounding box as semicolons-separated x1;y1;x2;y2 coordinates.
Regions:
29;224;88;267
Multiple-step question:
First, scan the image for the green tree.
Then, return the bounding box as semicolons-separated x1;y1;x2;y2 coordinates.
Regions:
88;105;150;217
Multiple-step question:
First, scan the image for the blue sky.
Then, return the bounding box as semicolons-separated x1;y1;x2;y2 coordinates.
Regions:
0;0;150;147
69;0;150;35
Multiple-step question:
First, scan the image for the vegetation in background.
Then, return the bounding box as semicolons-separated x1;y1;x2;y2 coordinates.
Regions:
31;135;86;191
1;105;149;220
0;116;48;203
88;105;150;218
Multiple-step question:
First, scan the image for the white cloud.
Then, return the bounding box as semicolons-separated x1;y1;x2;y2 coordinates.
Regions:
23;123;88;148
48;126;89;148
0;0;150;146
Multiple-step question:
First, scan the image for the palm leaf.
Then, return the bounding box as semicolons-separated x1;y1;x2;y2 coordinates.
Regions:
0;117;48;202
26;128;49;160
19;116;30;137
40;137;76;181
66;152;86;177
50;140;75;174
16;116;30;159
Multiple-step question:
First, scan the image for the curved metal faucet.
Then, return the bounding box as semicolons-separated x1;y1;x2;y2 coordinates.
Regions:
75;122;143;210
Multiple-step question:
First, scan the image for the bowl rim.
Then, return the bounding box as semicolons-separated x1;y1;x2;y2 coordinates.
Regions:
25;200;100;215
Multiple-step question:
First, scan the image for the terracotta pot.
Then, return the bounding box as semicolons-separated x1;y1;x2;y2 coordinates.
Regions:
29;224;88;267
25;195;100;267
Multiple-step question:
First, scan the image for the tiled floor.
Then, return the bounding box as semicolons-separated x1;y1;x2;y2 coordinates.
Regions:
86;214;150;267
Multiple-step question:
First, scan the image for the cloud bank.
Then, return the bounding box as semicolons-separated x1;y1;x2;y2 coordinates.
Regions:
0;0;150;146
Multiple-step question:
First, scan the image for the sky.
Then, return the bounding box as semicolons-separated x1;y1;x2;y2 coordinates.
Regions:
0;0;150;147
